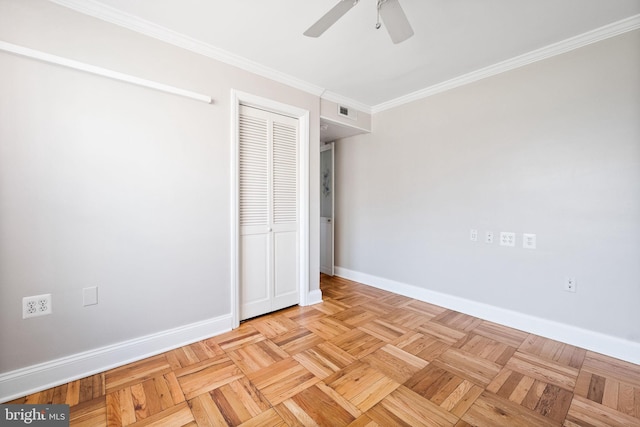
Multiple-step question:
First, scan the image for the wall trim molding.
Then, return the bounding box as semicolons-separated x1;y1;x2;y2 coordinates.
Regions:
0;314;233;403
335;267;640;365
371;14;640;113
49;0;325;98
305;289;324;306
0;40;213;104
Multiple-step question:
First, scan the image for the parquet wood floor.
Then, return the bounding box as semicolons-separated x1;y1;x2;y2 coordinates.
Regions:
6;274;640;426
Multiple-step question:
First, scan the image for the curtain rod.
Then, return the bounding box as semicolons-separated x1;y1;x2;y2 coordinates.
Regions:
0;41;213;104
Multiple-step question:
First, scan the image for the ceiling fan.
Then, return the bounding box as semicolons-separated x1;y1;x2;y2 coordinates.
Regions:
304;0;414;44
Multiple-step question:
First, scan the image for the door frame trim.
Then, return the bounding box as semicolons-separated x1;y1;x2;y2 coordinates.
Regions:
320;142;335;276
230;90;310;328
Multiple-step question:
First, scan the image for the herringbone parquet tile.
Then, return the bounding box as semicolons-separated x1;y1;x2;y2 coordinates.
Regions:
5;274;640;426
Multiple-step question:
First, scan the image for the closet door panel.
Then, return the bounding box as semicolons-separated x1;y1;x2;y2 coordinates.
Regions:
240;233;270;319
271;117;298;311
238;105;299;320
239;112;269;228
273;121;297;224
273;230;298;308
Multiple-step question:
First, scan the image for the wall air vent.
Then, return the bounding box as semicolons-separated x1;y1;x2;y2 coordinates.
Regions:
338;104;357;121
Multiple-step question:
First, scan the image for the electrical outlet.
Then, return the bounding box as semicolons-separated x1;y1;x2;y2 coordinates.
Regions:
485;231;493;244
500;232;516;247
564;277;577;293
470;229;478;242
23;294;52;319
523;233;536;249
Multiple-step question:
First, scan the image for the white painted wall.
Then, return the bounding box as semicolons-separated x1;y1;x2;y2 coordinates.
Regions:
0;0;320;387
335;31;640;348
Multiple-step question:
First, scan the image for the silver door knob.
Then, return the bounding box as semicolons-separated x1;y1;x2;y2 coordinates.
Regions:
267;227;272;232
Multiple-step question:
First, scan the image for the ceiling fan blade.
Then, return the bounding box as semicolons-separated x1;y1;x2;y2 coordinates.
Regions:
379;0;414;44
304;0;358;38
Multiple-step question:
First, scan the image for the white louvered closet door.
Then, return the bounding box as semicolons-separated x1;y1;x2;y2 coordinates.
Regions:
239;105;299;320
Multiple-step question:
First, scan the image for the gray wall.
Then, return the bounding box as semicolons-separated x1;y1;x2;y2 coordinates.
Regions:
0;0;320;373
336;30;640;343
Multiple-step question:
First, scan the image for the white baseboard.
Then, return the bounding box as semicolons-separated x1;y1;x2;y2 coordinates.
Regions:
0;314;233;402
305;289;323;306
335;267;640;365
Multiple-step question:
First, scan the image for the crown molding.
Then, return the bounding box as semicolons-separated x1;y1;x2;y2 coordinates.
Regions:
321;91;373;115
372;14;640;114
46;2;640;115
49;0;325;97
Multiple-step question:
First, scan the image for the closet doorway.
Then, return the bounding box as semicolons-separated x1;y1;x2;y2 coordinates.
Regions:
231;91;310;326
320;143;334;276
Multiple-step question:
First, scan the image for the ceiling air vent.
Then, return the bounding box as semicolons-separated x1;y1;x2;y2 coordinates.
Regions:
338;104;357;121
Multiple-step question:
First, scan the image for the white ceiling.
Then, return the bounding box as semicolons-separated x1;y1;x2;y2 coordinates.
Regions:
55;0;640;110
